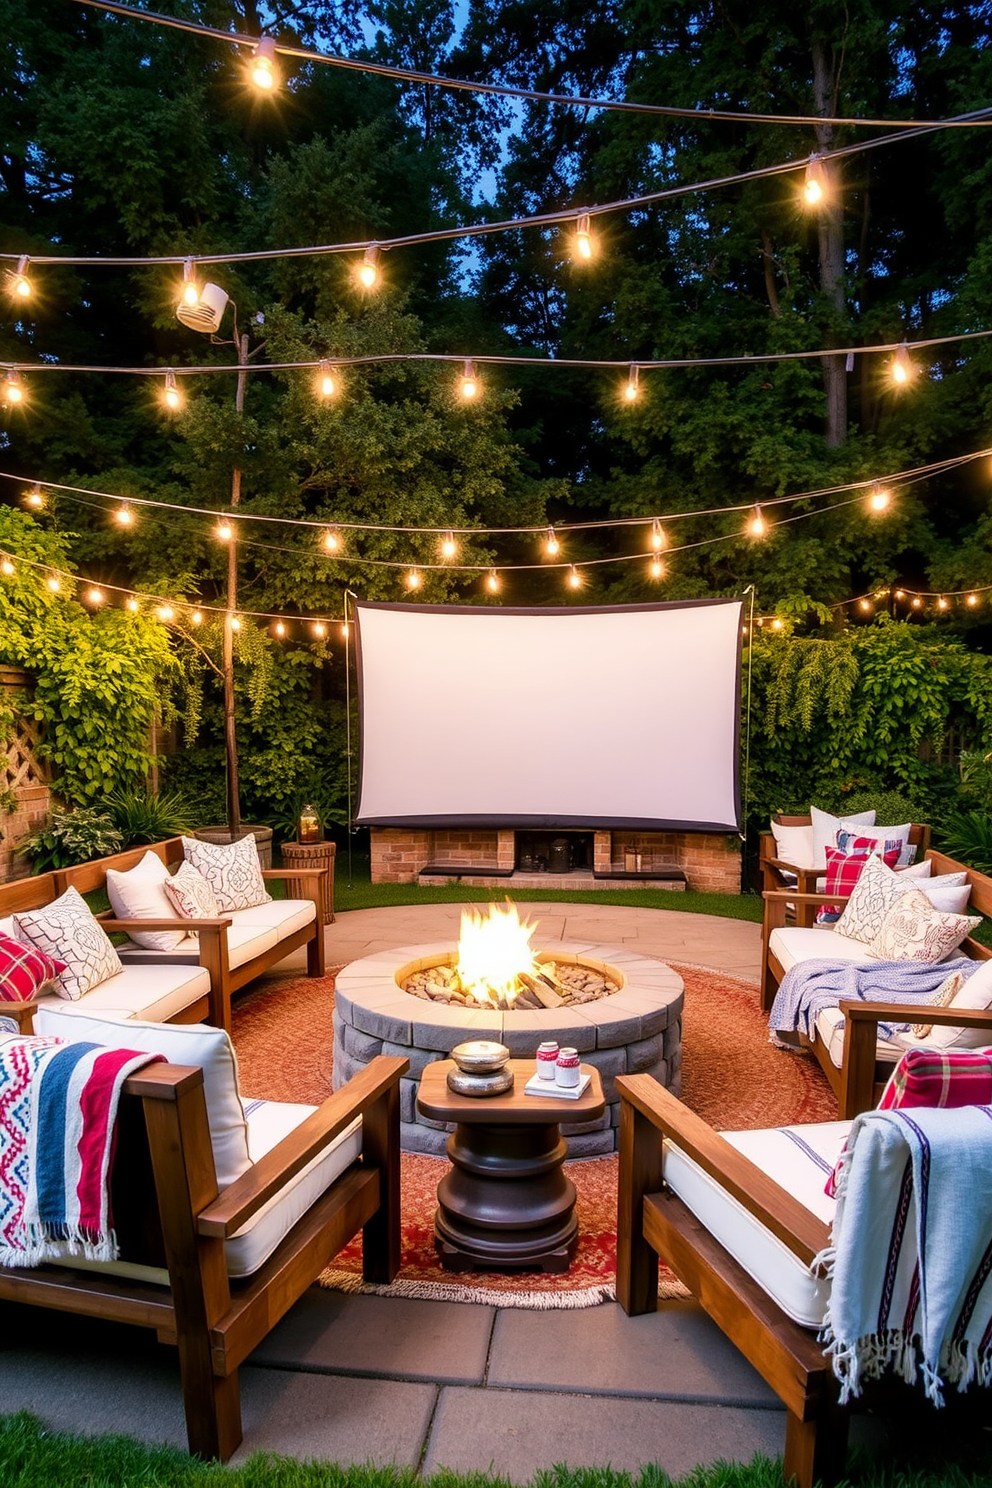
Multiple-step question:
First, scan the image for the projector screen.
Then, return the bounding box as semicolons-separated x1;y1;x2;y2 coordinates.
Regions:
354;598;742;832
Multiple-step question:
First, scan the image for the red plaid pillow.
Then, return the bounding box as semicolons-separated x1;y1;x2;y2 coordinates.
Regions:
816;840;902;924
0;931;66;1002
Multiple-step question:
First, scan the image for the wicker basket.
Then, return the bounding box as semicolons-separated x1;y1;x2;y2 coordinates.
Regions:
280;839;336;923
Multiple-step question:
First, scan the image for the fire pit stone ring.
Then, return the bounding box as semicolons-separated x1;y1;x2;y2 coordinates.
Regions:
333;940;684;1155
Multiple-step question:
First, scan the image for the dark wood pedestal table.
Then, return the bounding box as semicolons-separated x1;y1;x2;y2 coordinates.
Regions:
417;1059;605;1274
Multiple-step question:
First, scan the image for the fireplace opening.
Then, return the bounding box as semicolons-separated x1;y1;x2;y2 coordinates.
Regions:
515;830;593;874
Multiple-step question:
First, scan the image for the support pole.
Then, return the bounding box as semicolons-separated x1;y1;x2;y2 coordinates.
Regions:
223;333;249;837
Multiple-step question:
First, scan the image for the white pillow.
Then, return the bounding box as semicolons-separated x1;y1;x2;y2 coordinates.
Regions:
810;806;875;869
770;821;815;870
13;886;123;1001
913;880;973;915
34;1005;252;1188
897;860;932;881
898;959;992;1052
106;850;187;952
181;834;271;913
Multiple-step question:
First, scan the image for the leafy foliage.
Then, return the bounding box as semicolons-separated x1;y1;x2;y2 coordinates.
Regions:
104;788;198;845
18;808;122;871
936;812;992;875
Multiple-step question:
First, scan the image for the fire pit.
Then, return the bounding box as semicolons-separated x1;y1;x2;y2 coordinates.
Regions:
333;904;684;1154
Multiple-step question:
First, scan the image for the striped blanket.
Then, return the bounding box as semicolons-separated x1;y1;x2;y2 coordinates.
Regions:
818;1104;992;1405
0;1034;162;1267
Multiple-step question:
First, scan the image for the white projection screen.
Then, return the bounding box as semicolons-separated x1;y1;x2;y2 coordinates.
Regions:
354;598;743;832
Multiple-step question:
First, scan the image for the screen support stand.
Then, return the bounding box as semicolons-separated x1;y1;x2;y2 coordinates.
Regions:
344;589;358;890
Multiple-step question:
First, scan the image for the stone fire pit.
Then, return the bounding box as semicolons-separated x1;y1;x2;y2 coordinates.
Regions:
333;941;684;1154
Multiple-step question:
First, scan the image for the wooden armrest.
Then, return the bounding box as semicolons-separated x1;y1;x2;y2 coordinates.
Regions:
122;1062;205;1100
1;998;38;1033
197;1054;410;1238
261;868;326;882
98;916;232;932
762;890;852;906
843;1000;992;1031
617;1074;829;1265
762;856;804;874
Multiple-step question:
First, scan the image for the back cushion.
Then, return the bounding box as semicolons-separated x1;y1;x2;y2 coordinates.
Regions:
106;850;187;952
810;806;875;869
770;822;815;870
35;1005;251;1188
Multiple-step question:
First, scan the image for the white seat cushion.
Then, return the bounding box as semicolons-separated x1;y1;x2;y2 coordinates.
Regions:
34;962;211;1023
664;1120;851;1327
769;925;879;975
813;1006;904;1069
229;899;316;937
117;923;279;971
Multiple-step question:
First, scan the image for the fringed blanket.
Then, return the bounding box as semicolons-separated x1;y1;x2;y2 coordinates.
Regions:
769;956;977;1043
817;1104;992;1405
0;1035;162;1267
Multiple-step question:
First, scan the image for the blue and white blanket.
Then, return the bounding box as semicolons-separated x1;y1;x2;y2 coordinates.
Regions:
817;1104;992;1404
769;957;978;1043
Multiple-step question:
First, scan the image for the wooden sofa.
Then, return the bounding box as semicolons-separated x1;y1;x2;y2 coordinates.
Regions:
0;1030;407;1461
0;837;326;1034
759;815;931;924
761;849;992;1116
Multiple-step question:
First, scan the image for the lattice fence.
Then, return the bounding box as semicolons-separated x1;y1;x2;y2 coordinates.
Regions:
1;667;51;884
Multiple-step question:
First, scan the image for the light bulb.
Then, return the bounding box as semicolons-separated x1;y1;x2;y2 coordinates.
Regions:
568;565;581;590
937;596;949;611
180;259;200;308
859;599;872;613
312;621;326;639
771;617;784;630
340;621;349;638
273;620;286;637
486;568;500;593
157;604;174;621
868;485;891;513
803;154;826;206
0;558;14;576
911;596;923;609
163;370;181;411
46;575;60;592
216;519;233;541
574;213;593;261
967;593;979;607
322;529;340;552
748;506;766;538
24;485;44;510
460;359;478;400
230;614;241;631
317;360;336;398
358;244;379;289
250;36;277;90
406;570;421;590
623;365;639;402
894;589;905;600
115;504;133;526
650;519;666;551
649;557;665;579
190;609;203;625
545;526;560;557
86;587;104;605
10;256;31;299
125;597;139;613
4;372;23;404
441;532;457;560
891;343;913;387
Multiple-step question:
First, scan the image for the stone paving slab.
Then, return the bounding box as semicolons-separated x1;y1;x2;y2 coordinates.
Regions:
233;1369;437;1469
423;1385;786;1479
251;1289;495;1385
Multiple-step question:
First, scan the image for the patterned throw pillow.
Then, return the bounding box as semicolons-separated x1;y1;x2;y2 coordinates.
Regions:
868;886;981;964
164;861;221;921
13;886;123;1002
834;852;907;944
910;969;967;1039
0;932;67;1002
816;841;902;925
181;834;271;913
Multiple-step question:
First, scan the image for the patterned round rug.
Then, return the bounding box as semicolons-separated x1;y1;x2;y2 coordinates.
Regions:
232;959;836;1307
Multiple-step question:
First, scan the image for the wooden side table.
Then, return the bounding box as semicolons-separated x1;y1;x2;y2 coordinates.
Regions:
417;1059;605;1274
279;840;336;923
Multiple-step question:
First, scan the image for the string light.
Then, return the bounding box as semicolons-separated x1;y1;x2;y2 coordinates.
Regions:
770;617;784;630
650;519;666;551
573;213;594;260
868;484;892;513
623;364;640;403
891;343;913;386
85;587;104;605
156;604;174;620
46;575;60;592
180;259;200;309
24;484;44;510
748;506;767;538
125;597;139;612
937;595;950;610
460;359;478;400
911;596;923;609
485;568;500;593
0;558;14;576
3;371;23;405
115;504;134;526
190;609;203;625
357;245;379;289
802;154;826;205
162;369;182;411
340;621;349;638
229;614;241;630
545;525;560;557
312;621;326;638
317;360;336;398
250;36;278;90
967;593;980;606
273;619;286;637
441;532;457;559
894;589;906;599
322;528;341;552
8;255;31;299
649;557;665;579
568;565;582;590
859;598;872;612
406;569;422;589
216;518;233;541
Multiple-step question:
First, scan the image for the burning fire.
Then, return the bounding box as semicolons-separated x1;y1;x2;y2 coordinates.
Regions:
456;901;539;1007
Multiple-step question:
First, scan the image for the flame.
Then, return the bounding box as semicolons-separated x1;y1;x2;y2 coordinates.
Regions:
456;902;539;1006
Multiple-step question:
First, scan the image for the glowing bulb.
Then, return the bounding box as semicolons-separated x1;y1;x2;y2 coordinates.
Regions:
937;596;949;611
322;529;341;552
312;621;326;639
911;596;923;609
4;372;23;404
190;609;203;625
9;255;31;299
649;557;665;580
156;604;174;621
406;570;421;590
0;558;14;576
230;614;241;631
250;36;277;90
357;245;379;288
317;360;336;399
125;597;139;613
460;359;478;400
859;598;872;613
894;589;906;600
24;485;44;510
574;213;594;261
163;369;182;412
803;154;826;206
86;587;104;605
568;565;581;590
273;620;286;637
967;593;979;607
891;343;913;387
115;504;133;526
545;526;560;557
340;621;349;638
180;259;200;308
441;532;457;560
216;519;233;541
748;506;766;538
46;575;60;592
486;568;500;593
623;365;639;402
771;617;784;630
868;485;891;513
650;519;666;552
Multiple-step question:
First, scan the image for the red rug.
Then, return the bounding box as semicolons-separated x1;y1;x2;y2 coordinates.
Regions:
232;960;836;1307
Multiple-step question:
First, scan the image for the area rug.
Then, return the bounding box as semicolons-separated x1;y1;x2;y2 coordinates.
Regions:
232;960;836;1308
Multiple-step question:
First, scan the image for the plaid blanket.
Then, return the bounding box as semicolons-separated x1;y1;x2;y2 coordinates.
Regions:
879;1049;992;1111
0;1034;162;1267
818;1104;992;1405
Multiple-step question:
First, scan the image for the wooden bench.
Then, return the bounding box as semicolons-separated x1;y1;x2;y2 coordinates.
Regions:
759;815;931;924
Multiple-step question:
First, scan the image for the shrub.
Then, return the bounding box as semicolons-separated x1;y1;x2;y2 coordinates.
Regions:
104;789;198;845
18;809;123;871
936;811;992;874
